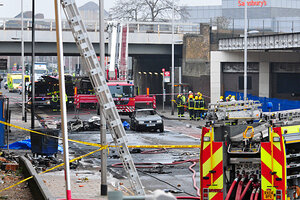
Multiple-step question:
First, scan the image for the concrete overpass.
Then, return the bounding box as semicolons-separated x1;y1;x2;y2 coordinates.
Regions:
0;19;200;56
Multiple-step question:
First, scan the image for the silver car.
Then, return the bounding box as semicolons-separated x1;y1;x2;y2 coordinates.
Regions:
130;109;164;132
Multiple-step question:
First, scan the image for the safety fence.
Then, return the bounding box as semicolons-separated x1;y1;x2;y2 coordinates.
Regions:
0;18;201;34
0;120;202;198
225;91;300;112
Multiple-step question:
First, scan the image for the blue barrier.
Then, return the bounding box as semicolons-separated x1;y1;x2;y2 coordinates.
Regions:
224;91;300;112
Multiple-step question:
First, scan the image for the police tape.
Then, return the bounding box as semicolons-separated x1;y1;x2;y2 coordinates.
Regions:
0;120;201;149
0;147;106;193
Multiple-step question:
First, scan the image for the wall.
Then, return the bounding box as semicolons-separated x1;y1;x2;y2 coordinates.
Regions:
182;24;211;99
210;51;300;103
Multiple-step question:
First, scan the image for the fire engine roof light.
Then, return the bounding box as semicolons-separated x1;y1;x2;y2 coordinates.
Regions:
273;137;280;142
203;136;210;142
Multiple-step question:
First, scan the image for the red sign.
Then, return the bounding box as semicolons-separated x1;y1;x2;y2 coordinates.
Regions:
238;0;267;7
164;71;170;77
162;68;165;72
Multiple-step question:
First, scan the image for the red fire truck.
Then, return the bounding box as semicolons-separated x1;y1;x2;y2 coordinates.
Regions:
74;78;156;115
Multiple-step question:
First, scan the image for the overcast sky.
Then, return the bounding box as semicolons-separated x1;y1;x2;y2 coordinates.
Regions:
0;0;222;18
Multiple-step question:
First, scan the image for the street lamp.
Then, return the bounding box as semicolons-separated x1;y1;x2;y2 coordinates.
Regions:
244;0;248;101
21;0;25;121
171;0;175;115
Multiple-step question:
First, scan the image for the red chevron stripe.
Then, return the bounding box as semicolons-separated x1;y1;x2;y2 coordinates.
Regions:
202;143;211;164
211;191;223;200
212;161;223;183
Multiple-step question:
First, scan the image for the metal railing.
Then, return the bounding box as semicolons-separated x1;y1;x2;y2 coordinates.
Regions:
0;18;201;34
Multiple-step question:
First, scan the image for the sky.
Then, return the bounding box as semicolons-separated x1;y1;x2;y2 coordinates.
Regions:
0;0;222;18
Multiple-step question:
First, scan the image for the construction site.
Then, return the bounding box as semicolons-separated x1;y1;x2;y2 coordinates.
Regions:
0;0;300;200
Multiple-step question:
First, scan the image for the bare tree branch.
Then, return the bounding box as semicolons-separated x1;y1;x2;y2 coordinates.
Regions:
110;0;189;22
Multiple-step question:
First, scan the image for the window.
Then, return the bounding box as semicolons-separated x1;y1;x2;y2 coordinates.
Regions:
239;76;252;90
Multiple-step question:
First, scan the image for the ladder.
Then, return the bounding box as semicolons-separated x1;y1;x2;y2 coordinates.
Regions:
60;0;145;195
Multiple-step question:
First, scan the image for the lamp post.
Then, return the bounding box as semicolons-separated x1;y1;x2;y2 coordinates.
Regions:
21;0;25;121
171;0;175;115
244;0;248;101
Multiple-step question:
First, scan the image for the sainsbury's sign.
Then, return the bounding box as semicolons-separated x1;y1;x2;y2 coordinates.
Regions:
238;0;267;7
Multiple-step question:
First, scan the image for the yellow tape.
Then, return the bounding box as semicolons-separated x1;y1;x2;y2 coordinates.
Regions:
0;121;201;149
0;147;106;193
0;121;102;148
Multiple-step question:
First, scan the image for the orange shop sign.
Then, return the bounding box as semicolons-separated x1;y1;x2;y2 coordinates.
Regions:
238;0;267;7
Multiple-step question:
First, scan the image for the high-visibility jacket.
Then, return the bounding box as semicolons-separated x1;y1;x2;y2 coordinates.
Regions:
188;98;195;110
176;97;183;107
200;99;205;109
52;94;59;103
194;100;201;110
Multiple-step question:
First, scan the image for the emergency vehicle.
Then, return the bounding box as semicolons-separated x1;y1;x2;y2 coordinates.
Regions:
200;109;300;200
7;73;30;92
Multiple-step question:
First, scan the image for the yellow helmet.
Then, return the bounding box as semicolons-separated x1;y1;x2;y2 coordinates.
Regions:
195;96;199;100
198;92;202;97
220;96;224;99
177;94;181;98
199;96;203;100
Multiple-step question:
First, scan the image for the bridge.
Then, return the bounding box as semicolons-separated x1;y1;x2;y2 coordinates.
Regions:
219;32;300;51
0;18;200;56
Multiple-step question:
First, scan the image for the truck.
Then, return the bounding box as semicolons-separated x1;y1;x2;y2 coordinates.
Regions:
74;77;156;115
200;115;300;200
7;73;30;92
34;62;48;81
28;75;74;107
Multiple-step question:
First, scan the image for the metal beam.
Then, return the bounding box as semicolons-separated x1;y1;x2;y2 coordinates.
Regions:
219;32;300;51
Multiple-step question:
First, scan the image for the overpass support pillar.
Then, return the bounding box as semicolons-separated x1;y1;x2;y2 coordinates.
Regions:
210;52;222;104
259;62;270;98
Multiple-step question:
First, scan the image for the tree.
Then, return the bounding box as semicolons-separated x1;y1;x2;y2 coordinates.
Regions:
110;0;188;22
212;16;231;30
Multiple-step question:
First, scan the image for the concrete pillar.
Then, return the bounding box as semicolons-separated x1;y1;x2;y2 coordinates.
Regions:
259;62;270;98
210;57;222;103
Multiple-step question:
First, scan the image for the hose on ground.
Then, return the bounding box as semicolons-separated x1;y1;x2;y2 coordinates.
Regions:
188;162;200;197
254;188;260;200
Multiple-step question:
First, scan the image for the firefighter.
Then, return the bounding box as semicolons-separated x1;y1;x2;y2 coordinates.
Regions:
230;95;236;101
199;96;205;119
176;94;184;117
188;95;195;120
194;96;201;121
220;96;224;102
51;91;59;111
197;92;202;99
226;95;232;102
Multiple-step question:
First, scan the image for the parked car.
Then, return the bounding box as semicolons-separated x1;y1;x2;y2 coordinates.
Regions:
130;109;164;132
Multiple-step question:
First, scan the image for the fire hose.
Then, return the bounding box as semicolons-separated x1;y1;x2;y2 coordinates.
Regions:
240;178;253;200
250;188;256;200
188;162;200;197
225;177;239;200
235;177;245;200
254;188;260;200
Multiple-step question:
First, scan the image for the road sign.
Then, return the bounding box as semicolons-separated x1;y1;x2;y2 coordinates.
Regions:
0;59;7;70
164;71;170;83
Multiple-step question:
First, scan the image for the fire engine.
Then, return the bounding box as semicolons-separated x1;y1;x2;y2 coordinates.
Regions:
200;102;300;200
74;22;156;114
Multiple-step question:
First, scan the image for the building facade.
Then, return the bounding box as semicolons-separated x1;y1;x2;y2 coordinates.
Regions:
184;0;300;32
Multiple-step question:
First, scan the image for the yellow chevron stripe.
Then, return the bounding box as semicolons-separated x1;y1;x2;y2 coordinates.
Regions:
281;125;300;134
261;147;283;179
209;175;223;200
261;175;276;194
203;146;223;177
203;141;210;150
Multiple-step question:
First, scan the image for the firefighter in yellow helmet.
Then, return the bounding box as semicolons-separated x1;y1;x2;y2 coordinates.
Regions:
199;96;205;119
220;96;224;102
176;94;184;117
188;95;195;120
194;96;201;120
